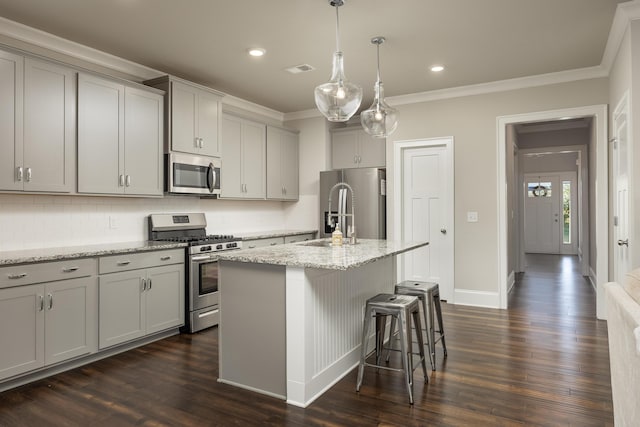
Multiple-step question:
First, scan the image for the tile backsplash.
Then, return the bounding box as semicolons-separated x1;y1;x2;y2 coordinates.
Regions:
0;193;297;251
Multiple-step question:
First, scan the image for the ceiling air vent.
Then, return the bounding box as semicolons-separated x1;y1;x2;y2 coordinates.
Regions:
285;64;315;74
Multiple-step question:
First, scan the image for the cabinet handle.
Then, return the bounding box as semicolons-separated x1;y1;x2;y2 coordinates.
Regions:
160;256;171;261
39;295;44;312
26;167;32;182
199;138;204;148
119;174;125;187
148;278;152;290
48;294;53;310
125;175;131;187
194;137;199;148
248;245;256;249
141;278;147;291
16;167;23;182
8;272;27;279
117;261;131;266
62;266;79;273
357;155;362;163
270;242;278;246
354;155;357;164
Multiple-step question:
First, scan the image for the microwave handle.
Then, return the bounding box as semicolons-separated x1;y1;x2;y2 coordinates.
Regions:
207;163;215;193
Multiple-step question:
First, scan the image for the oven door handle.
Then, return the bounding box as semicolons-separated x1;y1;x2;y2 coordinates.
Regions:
192;255;215;262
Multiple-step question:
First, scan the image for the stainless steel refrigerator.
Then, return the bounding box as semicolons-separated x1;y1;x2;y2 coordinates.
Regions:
319;168;386;239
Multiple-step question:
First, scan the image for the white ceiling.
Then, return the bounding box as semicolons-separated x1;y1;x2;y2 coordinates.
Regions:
0;0;625;114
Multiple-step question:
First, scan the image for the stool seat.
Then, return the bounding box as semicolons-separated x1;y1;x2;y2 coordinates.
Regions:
394;280;447;370
356;293;428;404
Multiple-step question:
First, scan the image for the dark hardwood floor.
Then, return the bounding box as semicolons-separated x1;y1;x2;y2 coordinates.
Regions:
0;254;613;426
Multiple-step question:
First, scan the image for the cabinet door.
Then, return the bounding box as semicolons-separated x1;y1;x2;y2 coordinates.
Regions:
44;277;97;365
124;86;163;196
220;114;244;198
242;120;266;199
171;81;199;154
77;73;124;194
0;284;44;381
145;264;184;335
0;50;23;191
281;130;299;200
23;58;75;193
331;129;358;169
357;131;386;168
266;126;283;199
99;270;145;349
197;90;221;157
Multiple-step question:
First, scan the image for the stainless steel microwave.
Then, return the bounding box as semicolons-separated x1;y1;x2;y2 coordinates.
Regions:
167;152;221;195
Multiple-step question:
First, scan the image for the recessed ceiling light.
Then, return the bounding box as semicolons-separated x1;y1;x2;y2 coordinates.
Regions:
248;48;266;57
430;65;444;72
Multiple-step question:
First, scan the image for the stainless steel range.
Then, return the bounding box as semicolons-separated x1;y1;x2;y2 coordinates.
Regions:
148;213;242;333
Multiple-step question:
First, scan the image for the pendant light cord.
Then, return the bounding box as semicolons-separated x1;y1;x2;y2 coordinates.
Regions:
376;43;381;83
335;5;341;52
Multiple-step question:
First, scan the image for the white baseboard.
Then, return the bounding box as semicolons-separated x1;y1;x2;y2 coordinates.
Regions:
454;289;501;309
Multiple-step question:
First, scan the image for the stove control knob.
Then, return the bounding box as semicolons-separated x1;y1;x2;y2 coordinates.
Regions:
216;244;223;250
200;246;212;252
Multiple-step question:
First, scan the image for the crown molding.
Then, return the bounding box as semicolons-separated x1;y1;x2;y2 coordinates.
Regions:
222;94;284;122
0;16;162;81
386;66;608;107
283;108;323;122
601;0;640;72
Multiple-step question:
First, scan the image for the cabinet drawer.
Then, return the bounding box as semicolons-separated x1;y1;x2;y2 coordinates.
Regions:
243;237;285;249
0;258;96;289
99;249;184;274
284;233;316;244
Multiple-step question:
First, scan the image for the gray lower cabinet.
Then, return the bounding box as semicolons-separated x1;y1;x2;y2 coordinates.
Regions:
98;251;184;349
0;273;97;381
0;50;75;193
221;114;266;199
78;73;163;196
243;233;316;249
266;126;299;201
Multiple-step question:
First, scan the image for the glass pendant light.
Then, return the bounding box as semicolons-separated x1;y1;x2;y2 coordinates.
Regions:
361;36;398;138
314;0;362;122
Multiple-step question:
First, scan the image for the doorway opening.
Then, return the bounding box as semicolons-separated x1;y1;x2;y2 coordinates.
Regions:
497;105;608;318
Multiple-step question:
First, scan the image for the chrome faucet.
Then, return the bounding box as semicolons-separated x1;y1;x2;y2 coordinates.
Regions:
328;182;356;244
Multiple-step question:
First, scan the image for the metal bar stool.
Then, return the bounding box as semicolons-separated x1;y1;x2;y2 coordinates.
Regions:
393;281;447;371
356;293;428;404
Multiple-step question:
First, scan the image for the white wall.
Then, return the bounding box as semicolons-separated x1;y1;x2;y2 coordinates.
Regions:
521;151;579;174
0;194;287;251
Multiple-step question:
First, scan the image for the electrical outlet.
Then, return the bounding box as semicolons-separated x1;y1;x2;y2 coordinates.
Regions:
467;211;478;222
109;215;119;229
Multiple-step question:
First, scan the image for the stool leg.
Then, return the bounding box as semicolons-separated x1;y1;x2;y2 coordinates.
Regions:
434;293;447;357
398;309;414;404
412;308;428;383
419;296;435;370
385;315;397;363
356;305;372;392
375;314;387;367
426;290;437;370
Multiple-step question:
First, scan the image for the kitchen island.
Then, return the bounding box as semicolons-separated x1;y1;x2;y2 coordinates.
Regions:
216;238;428;407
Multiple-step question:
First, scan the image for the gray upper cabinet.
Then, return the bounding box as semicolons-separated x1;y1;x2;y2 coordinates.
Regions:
221;114;266;199
266;126;299;201
331;127;386;170
145;76;223;157
78;73;163;196
0;51;75;193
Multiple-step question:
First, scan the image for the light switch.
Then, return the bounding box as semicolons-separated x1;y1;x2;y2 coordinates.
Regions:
109;215;119;229
467;211;478;222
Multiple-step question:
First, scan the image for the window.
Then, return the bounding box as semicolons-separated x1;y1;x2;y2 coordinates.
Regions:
563;181;571;244
527;181;552;198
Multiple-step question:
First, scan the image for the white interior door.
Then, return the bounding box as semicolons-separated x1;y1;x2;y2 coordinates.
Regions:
524;174;560;254
613;98;630;284
399;139;454;302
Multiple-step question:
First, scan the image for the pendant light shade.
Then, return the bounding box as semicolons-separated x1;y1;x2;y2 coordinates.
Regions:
361;37;398;138
314;0;362;122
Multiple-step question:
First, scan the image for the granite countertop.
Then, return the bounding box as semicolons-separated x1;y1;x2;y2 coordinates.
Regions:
0;241;187;266
233;229;318;240
216;238;428;271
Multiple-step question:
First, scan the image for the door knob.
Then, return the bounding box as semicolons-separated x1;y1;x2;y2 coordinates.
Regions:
440;228;447;234
618;239;629;247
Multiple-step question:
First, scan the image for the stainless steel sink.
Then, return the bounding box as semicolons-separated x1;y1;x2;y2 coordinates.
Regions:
298;239;355;247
